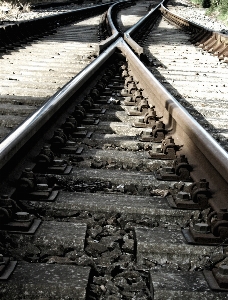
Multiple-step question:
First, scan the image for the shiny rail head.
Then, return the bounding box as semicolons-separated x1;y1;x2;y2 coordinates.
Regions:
0;37;227;202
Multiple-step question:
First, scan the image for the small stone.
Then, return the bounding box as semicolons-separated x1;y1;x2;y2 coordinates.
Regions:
85;241;108;257
124;184;137;194
88;225;103;239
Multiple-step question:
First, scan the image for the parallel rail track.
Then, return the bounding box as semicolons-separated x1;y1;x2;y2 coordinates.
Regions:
0;0;228;299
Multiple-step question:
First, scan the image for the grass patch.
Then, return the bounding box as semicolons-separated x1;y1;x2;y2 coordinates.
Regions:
0;0;30;20
190;0;228;25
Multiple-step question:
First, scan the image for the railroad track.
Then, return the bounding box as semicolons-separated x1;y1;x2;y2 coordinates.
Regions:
0;0;228;299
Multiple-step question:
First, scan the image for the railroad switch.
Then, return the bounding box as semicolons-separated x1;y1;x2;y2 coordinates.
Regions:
133;108;162;128
139;121;168;142
127;99;150;116
14;168;58;202
0;194;41;234
0;254;17;280
204;263;228;291
50;128;83;154
156;154;192;182
148;136;180;159
34;145;72;175
167;178;210;210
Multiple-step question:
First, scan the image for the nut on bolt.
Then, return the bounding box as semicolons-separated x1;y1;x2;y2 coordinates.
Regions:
176;192;190;200
194;222;210;233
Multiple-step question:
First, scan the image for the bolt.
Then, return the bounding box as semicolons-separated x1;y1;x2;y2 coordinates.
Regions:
193;222;210;233
177;192;190;200
218;264;228;276
15;212;30;221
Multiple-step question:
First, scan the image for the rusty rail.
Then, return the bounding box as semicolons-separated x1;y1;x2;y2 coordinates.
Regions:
124;2;161;59
160;4;228;61
0;39;119;171
0;3;111;51
118;39;228;203
96;0;133;54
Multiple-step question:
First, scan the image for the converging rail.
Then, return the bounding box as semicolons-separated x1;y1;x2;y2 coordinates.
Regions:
0;0;228;298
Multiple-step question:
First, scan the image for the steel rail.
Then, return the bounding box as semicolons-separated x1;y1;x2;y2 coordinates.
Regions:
2;35;227;196
124;1;162;58
117;39;228;207
0;3;112;50
96;0;133;54
0;38;121;171
96;2;120;54
1;1;228;201
160;4;228;60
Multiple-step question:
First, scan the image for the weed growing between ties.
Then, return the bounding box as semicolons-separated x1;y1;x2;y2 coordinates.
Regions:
0;0;30;21
190;0;228;25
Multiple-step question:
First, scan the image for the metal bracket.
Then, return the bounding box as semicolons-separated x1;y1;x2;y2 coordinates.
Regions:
183;205;228;245
81;117;99;125
148;136;180;160
167;179;210;210
139;121;168;142
72;127;93;139
133;108;162;128
15;168;59;201
156;155;192;182
89;107;106;114
182;227;223;245
34;146;72;174
204;266;228;291
0;210;41;234
127;99;149;116
0;256;17;280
